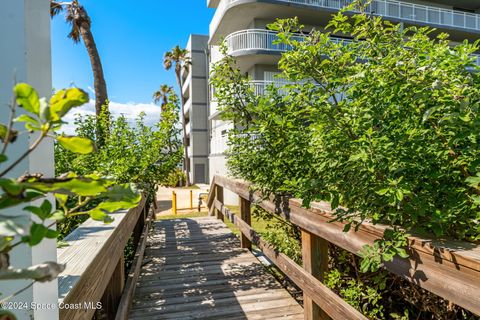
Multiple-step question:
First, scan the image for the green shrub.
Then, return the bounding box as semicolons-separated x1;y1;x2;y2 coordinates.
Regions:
162;168;186;187
212;4;480;244
210;3;480;319
55;93;183;236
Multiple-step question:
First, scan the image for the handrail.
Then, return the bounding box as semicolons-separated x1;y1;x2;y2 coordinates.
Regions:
115;203;154;320
57;196;148;320
216;199;367;319
207;175;480;317
211;0;480;36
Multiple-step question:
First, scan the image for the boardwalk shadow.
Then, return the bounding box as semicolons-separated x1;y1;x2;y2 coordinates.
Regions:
157;200;172;213
129;217;289;319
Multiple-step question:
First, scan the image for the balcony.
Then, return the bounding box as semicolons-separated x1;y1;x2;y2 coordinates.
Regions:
187;146;193;158
251;80;290;95
225;29;304;56
210;134;229;155
182;75;191;96
224;29;351;70
474;54;480;65
225;29;353;56
225;29;480;71
211;0;480;43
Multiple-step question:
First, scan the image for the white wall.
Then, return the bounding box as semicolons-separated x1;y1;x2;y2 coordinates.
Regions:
0;1;58;319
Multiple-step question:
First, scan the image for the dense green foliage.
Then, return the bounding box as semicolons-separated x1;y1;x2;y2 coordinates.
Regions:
162;168;187;187
212;7;480;243
55;93;183;235
56;94;182;191
0;84;140;318
210;4;480;319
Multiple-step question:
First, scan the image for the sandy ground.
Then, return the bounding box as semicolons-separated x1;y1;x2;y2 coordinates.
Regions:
155;184;210;217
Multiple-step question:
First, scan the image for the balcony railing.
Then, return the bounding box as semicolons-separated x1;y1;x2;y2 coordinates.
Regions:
225;29;480;67
473;54;480;66
225;29;301;55
225;29;351;55
251;80;290;95
212;0;480;36
210;133;263;155
210;135;229;155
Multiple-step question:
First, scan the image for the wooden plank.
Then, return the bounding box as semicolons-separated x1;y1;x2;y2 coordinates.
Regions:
57;196;146;320
290;201;480;315
212;175;480;315
130;296;299;319
302;230;330;320
129;217;303;319
215;201;366;320
215;185;224;221
98;255;124;319
207;176;216;210
132;287;280;308
240;196;252;250
115;206;154;320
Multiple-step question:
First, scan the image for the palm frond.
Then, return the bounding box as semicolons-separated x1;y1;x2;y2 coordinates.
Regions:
67;24;81;43
163;58;173;70
50;1;64;17
153;91;162;104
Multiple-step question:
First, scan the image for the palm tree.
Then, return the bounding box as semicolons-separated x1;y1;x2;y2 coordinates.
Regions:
153;85;174;113
50;0;108;119
164;46;192;186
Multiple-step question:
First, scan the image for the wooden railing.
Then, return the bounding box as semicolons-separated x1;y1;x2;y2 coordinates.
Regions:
57;195;150;320
207;175;480;319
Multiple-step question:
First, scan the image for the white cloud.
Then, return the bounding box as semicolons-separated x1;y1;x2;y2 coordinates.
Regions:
61;100;161;135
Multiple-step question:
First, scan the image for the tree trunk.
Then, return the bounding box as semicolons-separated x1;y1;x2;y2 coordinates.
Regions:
176;70;191;187
79;21;109;144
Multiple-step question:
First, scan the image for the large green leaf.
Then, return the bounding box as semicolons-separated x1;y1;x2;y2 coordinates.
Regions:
0;190;44;210
103;184;141;203
96;200;139;212
50;88;89;121
57;136;95;154
15;114;40;128
23;200;53;221
28;223;48;246
89;209;114;223
14;83;40;114
26;177;109;196
0;178;24;196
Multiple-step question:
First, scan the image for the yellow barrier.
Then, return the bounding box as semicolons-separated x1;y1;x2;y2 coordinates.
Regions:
190;190;193;209
172;191;177;215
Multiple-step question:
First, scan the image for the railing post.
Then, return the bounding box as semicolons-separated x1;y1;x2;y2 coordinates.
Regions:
301;229;330;320
172;191;177;215
133;201;147;247
215;185;224;221
239;196;252;250
190;190;193;209
98;254;125;319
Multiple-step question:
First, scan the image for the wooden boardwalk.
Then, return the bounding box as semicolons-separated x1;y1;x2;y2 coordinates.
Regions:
128;217;304;319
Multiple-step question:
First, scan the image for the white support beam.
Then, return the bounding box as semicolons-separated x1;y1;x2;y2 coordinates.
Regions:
0;1;57;319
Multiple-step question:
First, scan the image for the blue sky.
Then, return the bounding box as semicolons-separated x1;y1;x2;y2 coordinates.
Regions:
52;0;214;104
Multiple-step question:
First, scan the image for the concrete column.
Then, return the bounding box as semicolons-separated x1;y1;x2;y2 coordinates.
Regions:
0;0;58;319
